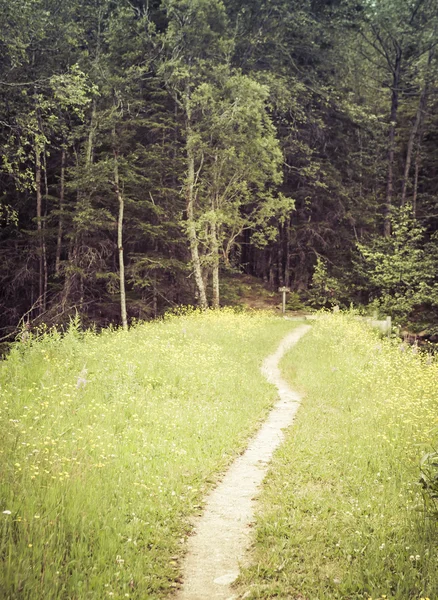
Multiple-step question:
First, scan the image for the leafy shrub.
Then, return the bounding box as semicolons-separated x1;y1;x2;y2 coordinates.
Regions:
355;207;438;320
285;291;306;311
308;257;346;308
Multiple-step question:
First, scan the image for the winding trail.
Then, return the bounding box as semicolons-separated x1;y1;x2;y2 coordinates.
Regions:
175;324;310;600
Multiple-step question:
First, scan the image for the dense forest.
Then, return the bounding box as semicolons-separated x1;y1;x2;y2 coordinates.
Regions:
1;0;438;335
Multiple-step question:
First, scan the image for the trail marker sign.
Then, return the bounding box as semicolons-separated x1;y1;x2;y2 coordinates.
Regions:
278;287;290;314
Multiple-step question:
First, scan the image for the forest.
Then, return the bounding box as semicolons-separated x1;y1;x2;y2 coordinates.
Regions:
1;0;438;335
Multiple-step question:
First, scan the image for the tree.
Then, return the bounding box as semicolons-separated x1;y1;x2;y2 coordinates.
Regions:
357;0;438;235
356;207;438;318
160;0;233;308
186;71;292;306
2;0;438;332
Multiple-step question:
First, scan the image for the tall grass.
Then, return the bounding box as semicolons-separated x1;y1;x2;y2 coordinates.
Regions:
0;309;296;599
238;313;438;600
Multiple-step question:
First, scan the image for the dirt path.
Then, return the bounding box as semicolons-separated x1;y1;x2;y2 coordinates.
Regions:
175;324;310;600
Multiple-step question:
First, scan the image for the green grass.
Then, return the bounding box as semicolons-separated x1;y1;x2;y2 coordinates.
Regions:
0;309;297;600
237;313;438;600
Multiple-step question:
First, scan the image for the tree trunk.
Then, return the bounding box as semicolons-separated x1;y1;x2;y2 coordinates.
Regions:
61;106;96;310
186;138;208;309
79;277;84;310
86;99;97;166
358;129;363;199
268;248;275;288
35;147;44;313
153;273;158;318
284;219;292;288
384;51;402;237
211;215;220;308
401;84;429;206
42;150;49;312
61;240;74;311
412;129;424;218
113;140;128;330
277;224;284;286
55;148;66;275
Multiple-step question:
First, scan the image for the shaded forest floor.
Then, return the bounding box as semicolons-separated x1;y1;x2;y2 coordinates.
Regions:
221;273;309;315
220;273;279;310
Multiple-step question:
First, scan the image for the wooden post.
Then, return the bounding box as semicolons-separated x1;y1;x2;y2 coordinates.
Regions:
386;316;392;337
278;286;290;315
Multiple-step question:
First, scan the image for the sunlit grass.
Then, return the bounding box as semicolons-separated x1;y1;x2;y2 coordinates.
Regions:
238;312;438;600
0;308;297;599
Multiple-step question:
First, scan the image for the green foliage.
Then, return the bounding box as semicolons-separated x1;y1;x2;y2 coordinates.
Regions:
356;208;438;319
0;200;18;226
189;70;291;249
286;292;306;310
50;64;97;120
308;257;345;308
285;291;306;311
1;0;438;329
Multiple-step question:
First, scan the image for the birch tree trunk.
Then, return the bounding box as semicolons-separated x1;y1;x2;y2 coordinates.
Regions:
211;215;220;308
384;51;402;237
153;273;158;318
401;91;429;206
412;128;424;218
86;100;97;166
42;150;49;312
284;218;292;288
55;148;66;275
277;223;284;286
35;147;44;313
113;143;128;330
185;131;208;309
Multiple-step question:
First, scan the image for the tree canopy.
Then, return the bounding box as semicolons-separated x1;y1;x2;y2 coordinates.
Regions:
1;0;438;334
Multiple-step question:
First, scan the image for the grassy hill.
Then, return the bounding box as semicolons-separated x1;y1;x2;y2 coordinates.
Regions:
0;309;297;599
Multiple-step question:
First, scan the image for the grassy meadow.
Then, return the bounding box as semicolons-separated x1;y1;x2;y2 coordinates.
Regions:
0;309;297;599
238;313;438;600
